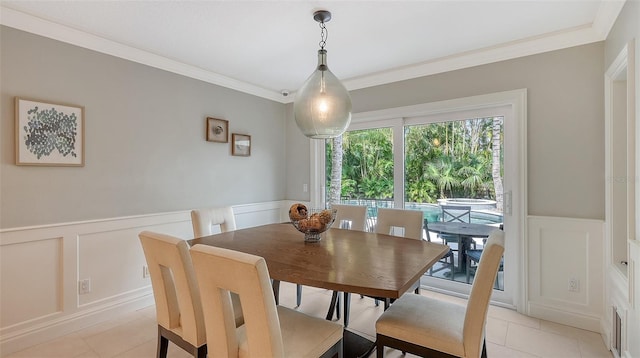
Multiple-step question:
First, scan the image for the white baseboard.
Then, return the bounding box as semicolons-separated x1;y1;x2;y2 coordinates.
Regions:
528;302;601;332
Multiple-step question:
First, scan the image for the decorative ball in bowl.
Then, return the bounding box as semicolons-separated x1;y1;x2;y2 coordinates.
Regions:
289;204;337;243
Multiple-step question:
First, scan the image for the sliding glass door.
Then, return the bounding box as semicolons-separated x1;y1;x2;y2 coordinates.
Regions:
314;90;526;308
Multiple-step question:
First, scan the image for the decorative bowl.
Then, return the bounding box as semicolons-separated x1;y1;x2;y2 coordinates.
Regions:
291;208;337;242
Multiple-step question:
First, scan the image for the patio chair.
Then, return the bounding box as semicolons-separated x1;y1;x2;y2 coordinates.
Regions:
424;218;455;280
466;249;504;289
190;244;343;358
375;229;505;358
440;205;475;252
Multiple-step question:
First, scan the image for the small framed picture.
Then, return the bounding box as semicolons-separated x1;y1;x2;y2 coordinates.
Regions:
206;117;228;143
232;133;251;156
15;97;85;166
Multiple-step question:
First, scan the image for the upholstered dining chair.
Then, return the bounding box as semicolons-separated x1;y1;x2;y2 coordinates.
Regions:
369;208;424;309
375;229;505;358
331;204;367;231
191;206;303;307
138;231;207;358
327;204;368;326
190;206;237;237
376;208;424;240
190;244;344;358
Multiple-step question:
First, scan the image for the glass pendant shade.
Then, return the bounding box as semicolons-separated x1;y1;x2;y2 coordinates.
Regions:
294;49;352;139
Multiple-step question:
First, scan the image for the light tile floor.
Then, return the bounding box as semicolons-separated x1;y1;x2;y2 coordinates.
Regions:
4;283;612;358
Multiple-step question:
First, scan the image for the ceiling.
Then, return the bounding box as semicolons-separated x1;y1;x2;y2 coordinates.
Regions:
0;1;626;103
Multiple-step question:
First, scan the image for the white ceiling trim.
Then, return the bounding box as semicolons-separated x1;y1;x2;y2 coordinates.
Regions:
1;3;623;105
592;0;626;39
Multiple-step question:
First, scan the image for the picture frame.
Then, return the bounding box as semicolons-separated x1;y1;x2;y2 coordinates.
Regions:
15;97;85;166
231;133;251;157
206;117;229;143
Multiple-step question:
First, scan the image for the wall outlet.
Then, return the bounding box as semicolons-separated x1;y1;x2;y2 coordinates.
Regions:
303;184;308;193
79;279;91;294
568;277;580;292
143;265;150;278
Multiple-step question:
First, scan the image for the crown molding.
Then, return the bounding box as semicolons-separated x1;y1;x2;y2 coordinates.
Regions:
592;0;626;39
1;2;625;105
341;23;601;93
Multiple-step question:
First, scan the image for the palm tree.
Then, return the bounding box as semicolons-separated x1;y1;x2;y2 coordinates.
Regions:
328;136;343;205
491;117;504;211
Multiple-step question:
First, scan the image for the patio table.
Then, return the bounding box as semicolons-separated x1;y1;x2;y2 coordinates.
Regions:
427;221;498;273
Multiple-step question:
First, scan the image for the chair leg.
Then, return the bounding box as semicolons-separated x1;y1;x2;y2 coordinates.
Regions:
271;280;280;305
296;284;302;307
157;331;169;358
343;292;351;327
449;254;455;280
326;291;340;320
195;345;207;358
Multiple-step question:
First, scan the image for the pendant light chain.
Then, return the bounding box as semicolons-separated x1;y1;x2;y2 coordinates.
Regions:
318;21;328;50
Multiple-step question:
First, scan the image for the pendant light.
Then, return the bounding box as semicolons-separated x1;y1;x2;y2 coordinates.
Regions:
294;10;352;139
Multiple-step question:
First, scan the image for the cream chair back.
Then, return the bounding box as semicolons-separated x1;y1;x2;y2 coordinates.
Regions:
191;206;236;238
376;208;423;240
463;229;505;358
190;245;284;357
138;231;206;349
331;204;367;231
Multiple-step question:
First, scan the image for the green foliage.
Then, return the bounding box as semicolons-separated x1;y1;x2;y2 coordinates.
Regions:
327;117;503;203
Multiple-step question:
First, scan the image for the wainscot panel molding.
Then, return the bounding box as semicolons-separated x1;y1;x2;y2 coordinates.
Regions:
0;201;287;355
527;216;604;332
604;240;640;358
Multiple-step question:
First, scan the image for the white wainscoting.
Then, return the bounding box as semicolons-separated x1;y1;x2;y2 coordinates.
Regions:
0;201;286;355
527;216;604;332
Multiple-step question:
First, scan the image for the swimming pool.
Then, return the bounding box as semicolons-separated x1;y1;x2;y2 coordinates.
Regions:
340;199;504;225
405;202;503;225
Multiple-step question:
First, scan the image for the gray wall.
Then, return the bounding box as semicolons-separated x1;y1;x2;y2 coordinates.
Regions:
1;27;287;228
287;42;605;220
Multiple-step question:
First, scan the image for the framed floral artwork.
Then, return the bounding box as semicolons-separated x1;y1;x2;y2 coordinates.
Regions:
232;133;251;156
206;117;228;143
15;97;85;166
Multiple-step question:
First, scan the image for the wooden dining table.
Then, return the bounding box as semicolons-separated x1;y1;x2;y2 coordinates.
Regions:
189;222;449;358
